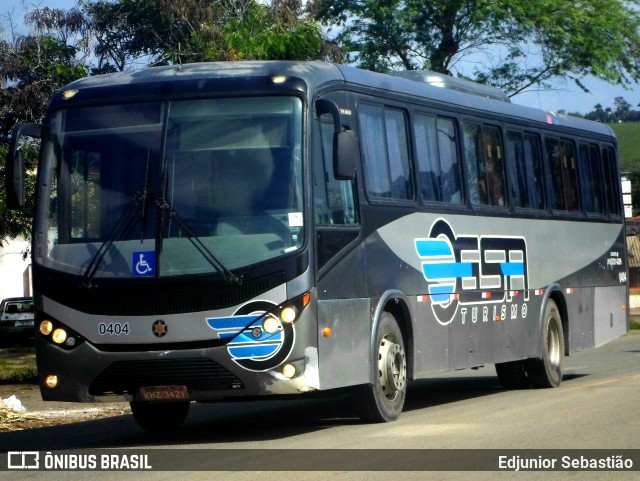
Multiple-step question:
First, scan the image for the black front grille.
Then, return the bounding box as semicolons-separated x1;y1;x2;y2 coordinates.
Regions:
37;270;286;316
89;358;242;395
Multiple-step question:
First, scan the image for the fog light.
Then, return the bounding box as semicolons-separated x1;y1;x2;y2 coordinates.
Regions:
52;328;67;344
280;306;298;324
263;316;280;334
45;375;58;388
65;337;76;347
282;363;296;379
40;320;53;336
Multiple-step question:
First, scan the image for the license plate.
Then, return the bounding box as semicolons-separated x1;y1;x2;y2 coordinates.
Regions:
15;320;34;327
139;385;189;401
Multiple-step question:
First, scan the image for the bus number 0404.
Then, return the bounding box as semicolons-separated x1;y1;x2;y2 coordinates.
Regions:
98;322;130;335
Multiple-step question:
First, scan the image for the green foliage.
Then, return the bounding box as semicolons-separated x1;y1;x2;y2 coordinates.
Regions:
608;122;640;170
312;0;640;96
0;144;38;245
607;122;640;215
222;3;323;60
0;347;37;384
0;13;87;243
81;0;336;66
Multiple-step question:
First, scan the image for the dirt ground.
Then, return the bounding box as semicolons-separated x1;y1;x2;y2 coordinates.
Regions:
0;383;130;432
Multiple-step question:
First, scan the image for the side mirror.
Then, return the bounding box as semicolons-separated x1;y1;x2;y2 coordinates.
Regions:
6;122;42;210
315;98;359;180
334;130;359;180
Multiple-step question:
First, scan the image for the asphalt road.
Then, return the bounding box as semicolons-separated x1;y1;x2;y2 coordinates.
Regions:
1;331;639;480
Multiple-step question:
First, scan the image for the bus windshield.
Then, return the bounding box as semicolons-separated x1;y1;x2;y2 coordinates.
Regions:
36;96;304;279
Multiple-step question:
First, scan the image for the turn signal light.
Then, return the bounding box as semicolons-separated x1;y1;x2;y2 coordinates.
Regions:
39;320;53;336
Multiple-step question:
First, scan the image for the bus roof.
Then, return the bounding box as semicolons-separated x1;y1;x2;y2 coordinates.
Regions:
56;61;615;139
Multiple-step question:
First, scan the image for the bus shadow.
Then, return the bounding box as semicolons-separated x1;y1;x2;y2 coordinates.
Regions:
0;372;591;450
404;371;588;413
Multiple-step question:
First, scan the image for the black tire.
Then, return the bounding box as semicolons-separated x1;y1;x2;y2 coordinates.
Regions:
495;360;529;389
130;401;190;432
526;299;564;388
354;311;407;422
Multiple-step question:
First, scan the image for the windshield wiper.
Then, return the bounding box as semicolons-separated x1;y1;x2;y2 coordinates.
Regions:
80;191;147;288
155;198;242;285
81;152;154;288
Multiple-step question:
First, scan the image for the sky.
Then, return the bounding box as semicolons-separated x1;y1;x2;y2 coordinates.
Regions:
4;0;640;115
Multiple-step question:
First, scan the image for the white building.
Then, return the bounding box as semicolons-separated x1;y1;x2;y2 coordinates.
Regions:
0;236;32;300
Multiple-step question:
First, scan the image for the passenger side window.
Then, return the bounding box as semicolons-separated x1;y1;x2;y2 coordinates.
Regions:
578;143;605;214
413;114;462;203
358;104;413;201
463;122;506;206
545;138;579;212
505;131;545;209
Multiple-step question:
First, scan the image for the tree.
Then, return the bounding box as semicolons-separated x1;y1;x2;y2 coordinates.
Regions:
222;1;327;61
80;0;341;67
0;8;89;243
311;0;640;97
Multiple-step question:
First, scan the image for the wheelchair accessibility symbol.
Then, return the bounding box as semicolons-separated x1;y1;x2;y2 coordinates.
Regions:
133;251;155;277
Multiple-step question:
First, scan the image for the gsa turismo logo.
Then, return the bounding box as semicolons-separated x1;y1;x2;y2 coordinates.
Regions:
415;219;529;326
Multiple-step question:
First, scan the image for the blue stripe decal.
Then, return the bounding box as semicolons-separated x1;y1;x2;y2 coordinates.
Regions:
207;315;260;330
500;262;525;276
229;344;280;359
415;239;453;258
231;331;283;344
422;262;472;280
428;284;454;303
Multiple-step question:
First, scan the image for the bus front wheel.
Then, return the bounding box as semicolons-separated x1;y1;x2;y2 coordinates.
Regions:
355;311;407;422
526;299;564;388
130;400;190;432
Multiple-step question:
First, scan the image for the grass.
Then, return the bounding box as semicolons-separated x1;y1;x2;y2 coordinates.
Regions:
608;122;640;168
0;346;37;384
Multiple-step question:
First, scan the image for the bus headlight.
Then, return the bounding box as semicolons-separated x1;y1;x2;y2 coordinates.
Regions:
37;314;84;350
280;306;298;324
262;316;280;334
52;328;68;344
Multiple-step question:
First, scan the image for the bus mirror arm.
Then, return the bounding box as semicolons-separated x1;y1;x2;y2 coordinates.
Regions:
315;99;358;180
6;122;42;210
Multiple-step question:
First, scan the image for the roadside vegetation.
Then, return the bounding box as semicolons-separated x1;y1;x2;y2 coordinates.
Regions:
0;346;36;383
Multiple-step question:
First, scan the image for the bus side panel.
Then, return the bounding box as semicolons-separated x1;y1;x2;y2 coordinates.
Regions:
571;287;596;351
317;298;371;389
447;294;542;370
411;296;450;376
317;243;371;390
594;285;628;347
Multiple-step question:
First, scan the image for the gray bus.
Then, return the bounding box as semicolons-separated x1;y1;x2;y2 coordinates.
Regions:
5;61;628;431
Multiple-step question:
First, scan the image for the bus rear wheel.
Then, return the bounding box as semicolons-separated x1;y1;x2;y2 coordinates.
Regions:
355;311;407;422
130;400;190;432
526;299;564;388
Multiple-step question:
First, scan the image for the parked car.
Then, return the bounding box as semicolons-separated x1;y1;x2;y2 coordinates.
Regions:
0;297;35;344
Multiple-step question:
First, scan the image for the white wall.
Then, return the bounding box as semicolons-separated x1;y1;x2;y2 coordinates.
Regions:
0;236;31;300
